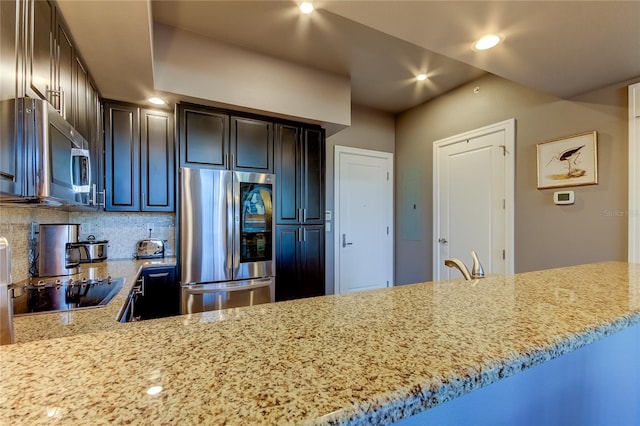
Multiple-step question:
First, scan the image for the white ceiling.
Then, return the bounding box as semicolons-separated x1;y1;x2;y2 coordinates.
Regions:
57;0;640;115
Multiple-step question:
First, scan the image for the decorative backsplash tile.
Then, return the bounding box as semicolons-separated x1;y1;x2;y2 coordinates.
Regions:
69;211;175;260
0;206;69;282
0;205;176;282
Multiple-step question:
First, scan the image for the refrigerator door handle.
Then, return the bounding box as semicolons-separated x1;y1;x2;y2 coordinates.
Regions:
183;278;272;295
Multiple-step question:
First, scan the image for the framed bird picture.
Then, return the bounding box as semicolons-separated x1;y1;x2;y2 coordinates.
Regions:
536;131;598;189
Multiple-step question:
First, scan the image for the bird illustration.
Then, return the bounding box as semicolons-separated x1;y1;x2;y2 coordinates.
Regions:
546;145;585;178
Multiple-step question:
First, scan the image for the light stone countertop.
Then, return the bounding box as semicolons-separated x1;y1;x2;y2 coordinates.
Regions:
1;261;640;425
12;258;176;343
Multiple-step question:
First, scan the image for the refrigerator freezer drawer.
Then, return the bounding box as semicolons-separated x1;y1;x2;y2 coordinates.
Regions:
181;277;274;314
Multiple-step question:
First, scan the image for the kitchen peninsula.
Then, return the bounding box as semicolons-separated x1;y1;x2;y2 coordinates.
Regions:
1;262;639;425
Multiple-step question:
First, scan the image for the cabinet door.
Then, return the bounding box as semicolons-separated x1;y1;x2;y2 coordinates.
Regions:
0;2;22;197
179;104;228;169
275;124;301;224
73;57;89;138
138;266;180;319
300;225;325;297
301;127;325;224
140;108;174;212
104;101;139;211
275;225;300;302
55;17;73;121
231;116;273;172
0;0;17;101
87;81;102;205
27;0;54;102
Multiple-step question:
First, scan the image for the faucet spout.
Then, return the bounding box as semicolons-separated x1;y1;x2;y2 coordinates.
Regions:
444;258;472;280
444;251;485;281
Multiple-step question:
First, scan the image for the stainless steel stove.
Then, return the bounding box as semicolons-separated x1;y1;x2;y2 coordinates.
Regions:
10;276;124;316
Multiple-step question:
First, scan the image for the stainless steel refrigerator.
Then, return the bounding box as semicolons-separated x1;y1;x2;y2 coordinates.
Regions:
179;167;275;314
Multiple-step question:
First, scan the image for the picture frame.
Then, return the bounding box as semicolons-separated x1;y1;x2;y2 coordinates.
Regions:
536;131;598;189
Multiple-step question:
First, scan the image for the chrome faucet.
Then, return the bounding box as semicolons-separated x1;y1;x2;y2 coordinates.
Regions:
444;250;485;280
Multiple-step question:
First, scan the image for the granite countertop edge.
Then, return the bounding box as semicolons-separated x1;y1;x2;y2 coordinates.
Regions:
326;311;640;426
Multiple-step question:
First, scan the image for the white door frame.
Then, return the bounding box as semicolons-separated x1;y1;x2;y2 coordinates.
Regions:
432;119;515;277
334;145;394;293
629;83;640;263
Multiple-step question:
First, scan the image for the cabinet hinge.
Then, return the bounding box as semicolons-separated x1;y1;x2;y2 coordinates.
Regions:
502;249;506;260
502;199;506;209
387;171;389;181
386;226;389;235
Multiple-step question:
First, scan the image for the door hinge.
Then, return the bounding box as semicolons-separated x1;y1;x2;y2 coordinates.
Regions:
387;171;390;181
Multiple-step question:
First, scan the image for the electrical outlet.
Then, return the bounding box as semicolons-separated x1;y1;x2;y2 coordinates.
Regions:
146;223;154;234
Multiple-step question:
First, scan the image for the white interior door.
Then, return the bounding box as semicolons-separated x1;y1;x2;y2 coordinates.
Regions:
335;146;393;294
433;119;515;280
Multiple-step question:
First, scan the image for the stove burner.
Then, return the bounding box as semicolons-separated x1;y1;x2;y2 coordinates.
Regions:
12;276;124;316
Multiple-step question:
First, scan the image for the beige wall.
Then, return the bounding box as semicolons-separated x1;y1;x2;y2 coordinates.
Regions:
395;73;637;284
325;104;395;294
153;22;351;129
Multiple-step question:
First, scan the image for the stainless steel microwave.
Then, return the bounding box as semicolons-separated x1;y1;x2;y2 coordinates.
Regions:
0;98;91;207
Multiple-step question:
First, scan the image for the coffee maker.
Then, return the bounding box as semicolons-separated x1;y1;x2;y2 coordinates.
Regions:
37;224;81;277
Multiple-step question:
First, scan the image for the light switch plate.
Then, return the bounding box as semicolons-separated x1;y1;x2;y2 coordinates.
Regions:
325;211;332;221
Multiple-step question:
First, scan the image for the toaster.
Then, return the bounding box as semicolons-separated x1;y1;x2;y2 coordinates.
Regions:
136;239;165;259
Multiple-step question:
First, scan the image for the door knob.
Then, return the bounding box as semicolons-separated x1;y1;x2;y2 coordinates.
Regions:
438;238;448;244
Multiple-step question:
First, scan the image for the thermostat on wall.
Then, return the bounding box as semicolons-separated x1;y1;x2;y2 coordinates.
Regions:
554;190;575;205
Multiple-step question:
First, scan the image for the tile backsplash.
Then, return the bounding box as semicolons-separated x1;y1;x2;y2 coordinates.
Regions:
0;205;175;282
69;211;175;260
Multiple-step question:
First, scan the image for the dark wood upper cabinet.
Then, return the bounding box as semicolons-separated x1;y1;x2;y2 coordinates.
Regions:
275;124;325;225
104;101;175;213
275;124;300;224
104;101;140;211
141;108;174;212
231;116;273;173
179;104;228;169
178;104;273;173
27;0;54;102
301;127;324;224
73;57;88;138
55;19;73;122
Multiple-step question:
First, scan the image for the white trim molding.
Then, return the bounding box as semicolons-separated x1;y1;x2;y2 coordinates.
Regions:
629;83;640;263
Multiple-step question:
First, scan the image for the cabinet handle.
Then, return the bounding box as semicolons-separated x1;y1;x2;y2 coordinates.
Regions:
147;272;169;278
298;227;303;242
142;192;145;208
91;184;97;206
342;234;353;248
298;208;303;222
303;208;307;222
45;86;64;115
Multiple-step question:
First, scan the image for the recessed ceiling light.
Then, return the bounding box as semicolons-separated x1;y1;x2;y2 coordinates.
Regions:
473;34;503;51
299;2;314;14
148;97;166;105
416;73;428;81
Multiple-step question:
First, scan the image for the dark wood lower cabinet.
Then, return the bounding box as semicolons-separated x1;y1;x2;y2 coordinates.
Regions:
275;225;325;301
133;266;180;320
